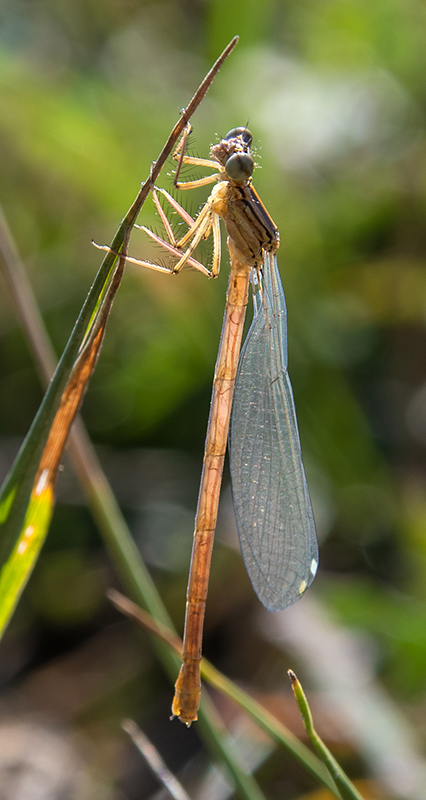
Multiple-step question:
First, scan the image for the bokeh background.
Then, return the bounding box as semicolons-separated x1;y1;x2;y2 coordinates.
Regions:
1;1;426;798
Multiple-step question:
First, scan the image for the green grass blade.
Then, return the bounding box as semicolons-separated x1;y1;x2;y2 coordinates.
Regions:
0;476;53;630
0;239;128;635
289;670;365;800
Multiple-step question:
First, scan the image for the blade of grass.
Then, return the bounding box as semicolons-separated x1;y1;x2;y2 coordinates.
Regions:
0;227;130;632
108;589;342;797
288;670;365;800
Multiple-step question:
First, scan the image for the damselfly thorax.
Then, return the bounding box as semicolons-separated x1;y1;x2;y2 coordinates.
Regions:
131;125;280;279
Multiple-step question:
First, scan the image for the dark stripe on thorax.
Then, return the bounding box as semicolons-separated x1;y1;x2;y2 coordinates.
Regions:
238;184;279;249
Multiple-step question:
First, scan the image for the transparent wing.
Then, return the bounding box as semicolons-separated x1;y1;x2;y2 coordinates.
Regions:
229;251;318;611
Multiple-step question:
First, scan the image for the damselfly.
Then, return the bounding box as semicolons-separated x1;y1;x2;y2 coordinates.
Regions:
113;125;318;724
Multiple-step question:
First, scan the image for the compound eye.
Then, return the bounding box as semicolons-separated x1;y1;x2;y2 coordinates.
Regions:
224;127;253;147
225;152;254;181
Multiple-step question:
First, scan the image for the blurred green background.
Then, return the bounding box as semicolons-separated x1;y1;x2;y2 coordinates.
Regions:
1;0;426;798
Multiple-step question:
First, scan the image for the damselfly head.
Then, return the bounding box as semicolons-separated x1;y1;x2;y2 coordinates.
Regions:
211;126;254;181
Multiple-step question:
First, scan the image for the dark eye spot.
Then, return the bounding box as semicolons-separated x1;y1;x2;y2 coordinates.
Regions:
225;153;254;182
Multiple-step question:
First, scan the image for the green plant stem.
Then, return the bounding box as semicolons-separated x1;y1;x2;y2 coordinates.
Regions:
289;670;365;800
